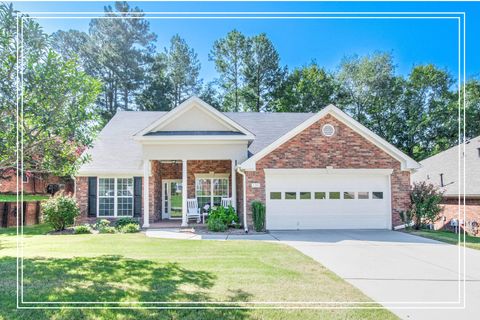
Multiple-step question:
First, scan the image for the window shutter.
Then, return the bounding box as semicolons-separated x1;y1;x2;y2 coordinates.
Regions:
87;177;97;217
133;177;142;217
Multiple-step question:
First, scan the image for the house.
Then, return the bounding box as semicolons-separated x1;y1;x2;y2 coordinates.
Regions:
75;97;419;231
0;168;73;195
412;136;480;234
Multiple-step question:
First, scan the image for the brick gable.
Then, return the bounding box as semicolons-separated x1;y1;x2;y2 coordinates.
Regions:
245;114;411;227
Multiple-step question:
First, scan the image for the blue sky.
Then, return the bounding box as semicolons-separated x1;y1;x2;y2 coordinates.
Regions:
12;1;478;83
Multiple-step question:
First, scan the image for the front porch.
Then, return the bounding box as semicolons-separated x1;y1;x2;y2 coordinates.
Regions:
143;159;238;228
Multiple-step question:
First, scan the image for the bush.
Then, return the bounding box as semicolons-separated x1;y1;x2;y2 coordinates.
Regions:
74;224;92;234
120;223;140;233
95;219;111;230
252;201;265;232
115;217;139;228
207;217;228;232
42;193;80;231
99;226;116;234
208;206;239;226
400;182;444;230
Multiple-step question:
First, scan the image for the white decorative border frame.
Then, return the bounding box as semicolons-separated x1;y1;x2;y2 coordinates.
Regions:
15;9;466;310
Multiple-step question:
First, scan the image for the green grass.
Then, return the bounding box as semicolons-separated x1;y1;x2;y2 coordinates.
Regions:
0;225;397;320
0;194;50;202
407;229;480;250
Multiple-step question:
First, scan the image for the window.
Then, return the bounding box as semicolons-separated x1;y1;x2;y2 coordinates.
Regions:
117;178;133;216
285;192;297;200
344;192;355;200
372;192;384;199
329;192;340;199
358;192;369;199
99;178;115;216
300;192;311;200
314;192;326;200
322;124;335;137
270;192;282;200
195;176;229;209
98;178;133;217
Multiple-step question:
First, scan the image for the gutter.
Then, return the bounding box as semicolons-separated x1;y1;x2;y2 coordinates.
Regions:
236;167;249;233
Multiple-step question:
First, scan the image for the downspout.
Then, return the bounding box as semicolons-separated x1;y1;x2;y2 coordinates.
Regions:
236;167;249;233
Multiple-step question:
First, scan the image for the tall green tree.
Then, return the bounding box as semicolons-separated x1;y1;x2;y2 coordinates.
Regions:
272;63;336;112
52;1;156;123
335;52;404;145
462;79;480;140
209;30;247;111
243;33;284;111
163;34;201;107
136;54;172;111
0;4;101;176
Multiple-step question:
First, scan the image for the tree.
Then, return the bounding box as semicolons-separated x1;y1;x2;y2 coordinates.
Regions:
336;52;404;143
462;79;480;140
398;64;456;160
272;62;336;112
52;1;156;123
0;4;101;177
400;182;444;230
199;82;222;110
243;33;284;111
164;34;202;107
209;30;247;111
136;54;173;111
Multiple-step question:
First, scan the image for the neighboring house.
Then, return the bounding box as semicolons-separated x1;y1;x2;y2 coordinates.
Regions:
412;136;480;234
75;97;419;231
0;168;73;195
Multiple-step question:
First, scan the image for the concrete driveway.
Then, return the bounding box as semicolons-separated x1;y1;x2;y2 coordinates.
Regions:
270;230;480;320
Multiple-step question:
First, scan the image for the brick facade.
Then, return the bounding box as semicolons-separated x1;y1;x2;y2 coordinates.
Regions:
0;170;73;195
244;114;411;228
1;201;41;227
435;198;480;235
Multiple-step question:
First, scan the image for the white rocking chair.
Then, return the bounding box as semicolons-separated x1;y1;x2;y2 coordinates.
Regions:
186;198;201;223
221;198;233;208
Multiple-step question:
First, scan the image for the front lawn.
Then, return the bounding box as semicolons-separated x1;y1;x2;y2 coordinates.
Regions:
407;229;480;250
0;194;50;202
0;225;397;319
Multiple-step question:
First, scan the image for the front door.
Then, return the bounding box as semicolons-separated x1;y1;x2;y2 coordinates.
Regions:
162;180;183;220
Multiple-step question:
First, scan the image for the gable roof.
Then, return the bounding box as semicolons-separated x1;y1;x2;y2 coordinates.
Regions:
77;109;312;175
238;104;420;171
134;96;255;140
412;136;480;197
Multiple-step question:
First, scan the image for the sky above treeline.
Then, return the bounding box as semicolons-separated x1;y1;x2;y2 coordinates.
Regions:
12;1;478;83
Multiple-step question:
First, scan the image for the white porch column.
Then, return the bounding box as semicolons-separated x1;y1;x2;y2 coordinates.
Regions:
181;159;188;227
143;160;150;228
231;160;237;210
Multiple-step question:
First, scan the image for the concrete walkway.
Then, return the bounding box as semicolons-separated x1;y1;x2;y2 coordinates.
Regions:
146;228;480;319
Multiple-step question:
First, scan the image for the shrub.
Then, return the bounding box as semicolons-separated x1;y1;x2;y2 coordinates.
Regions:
401;182;444;230
74;224;92;234
207;217;228;232
99;226;116;234
252;201;265;232
120;223;140;233
42;193;80;231
95;219;111;230
115;217;139;228
209;206;239;226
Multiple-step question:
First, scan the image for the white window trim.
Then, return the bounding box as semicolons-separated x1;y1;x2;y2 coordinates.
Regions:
195;175;230;207
97;177;134;218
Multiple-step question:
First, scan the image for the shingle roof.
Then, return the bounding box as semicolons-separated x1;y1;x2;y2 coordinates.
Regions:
78;110;313;175
412;136;480;197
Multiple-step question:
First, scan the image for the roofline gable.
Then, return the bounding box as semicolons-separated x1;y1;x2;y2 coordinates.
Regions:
134;96;255;140
239;104;421;171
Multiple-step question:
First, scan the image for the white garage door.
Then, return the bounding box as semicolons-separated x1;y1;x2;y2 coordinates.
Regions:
265;169;391;230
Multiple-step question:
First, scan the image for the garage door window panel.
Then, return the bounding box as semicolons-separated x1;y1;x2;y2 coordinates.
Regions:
314;192;326;200
344;192;355;200
285;192;297;200
358;192;369;199
329;192;340;200
300;192;311;200
270;192;282;200
373;192;384;199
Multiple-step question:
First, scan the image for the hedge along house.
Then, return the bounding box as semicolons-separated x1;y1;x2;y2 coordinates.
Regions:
75;97;420;231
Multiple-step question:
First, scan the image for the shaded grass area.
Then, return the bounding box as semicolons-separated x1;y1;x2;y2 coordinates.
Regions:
407;229;480;250
0;224;52;236
0;194;49;202
0;228;397;319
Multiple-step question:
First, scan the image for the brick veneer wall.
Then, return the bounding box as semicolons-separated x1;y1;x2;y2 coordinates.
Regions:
435;198;480;235
244;114;411;228
1;172;73;195
186;160;232;198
